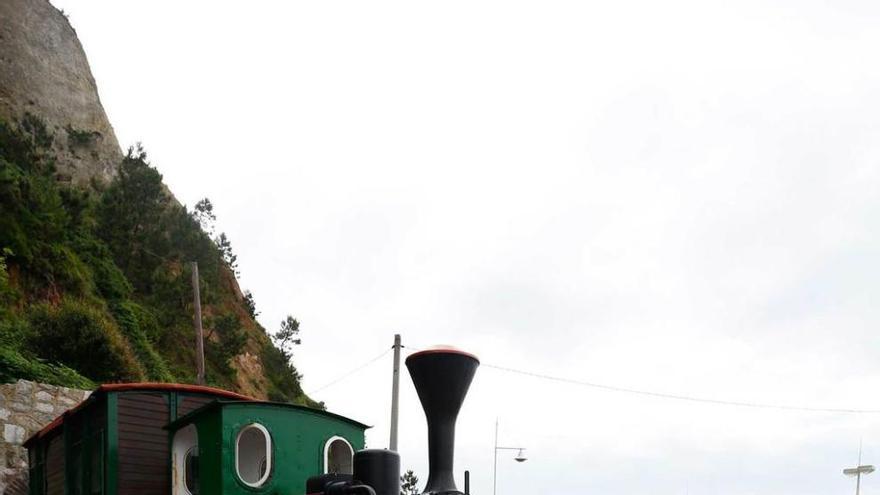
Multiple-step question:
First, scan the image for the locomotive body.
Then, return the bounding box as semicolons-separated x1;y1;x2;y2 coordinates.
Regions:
25;346;479;495
23;384;366;495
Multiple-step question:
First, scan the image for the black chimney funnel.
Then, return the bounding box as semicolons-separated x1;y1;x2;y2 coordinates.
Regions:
406;346;479;495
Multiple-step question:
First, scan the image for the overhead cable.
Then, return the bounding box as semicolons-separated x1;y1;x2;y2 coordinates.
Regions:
404;344;880;414
480;362;880;414
308;346;392;395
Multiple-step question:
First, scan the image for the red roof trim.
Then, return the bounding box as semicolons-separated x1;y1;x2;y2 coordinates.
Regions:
24;383;254;446
96;382;253;400
406;345;480;363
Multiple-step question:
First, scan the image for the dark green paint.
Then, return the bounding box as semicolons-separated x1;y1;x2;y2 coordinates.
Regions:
105;394;117;495
194;409;225;495
169;402;366;495
28;440;44;495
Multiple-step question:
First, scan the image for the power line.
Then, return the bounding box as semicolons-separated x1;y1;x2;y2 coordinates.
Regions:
404;345;880;414
308;347;392;395
481;362;880;414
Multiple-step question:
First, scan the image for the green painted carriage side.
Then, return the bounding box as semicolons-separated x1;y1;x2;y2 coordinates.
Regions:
186;406;224;495
221;402;367;495
167;401;368;495
105;393;117;495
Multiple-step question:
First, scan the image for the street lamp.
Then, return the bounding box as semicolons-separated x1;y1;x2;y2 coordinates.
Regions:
844;465;874;495
494;419;527;495
844;441;874;495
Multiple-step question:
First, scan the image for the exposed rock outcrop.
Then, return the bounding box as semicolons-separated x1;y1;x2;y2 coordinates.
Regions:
0;0;313;410
0;0;122;185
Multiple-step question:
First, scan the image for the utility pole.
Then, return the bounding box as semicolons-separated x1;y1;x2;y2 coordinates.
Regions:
389;334;401;451
191;261;206;385
493;419;498;495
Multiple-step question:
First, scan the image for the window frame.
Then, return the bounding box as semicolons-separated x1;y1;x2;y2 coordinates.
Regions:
183;446;198;495
234;423;273;488
172;425;199;495
323;436;354;475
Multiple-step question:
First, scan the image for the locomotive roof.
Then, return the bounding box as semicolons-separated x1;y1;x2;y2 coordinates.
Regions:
24;382;253;447
96;382;253;399
165;400;371;431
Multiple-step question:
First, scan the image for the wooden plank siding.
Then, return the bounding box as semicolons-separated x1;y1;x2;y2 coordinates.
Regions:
45;434;64;495
177;394;216;417
26;385;246;495
115;391;229;495
116;393;170;495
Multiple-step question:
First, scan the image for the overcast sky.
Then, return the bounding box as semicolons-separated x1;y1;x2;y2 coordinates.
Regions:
49;1;880;493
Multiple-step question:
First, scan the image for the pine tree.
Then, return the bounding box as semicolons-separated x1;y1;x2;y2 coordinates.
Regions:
400;470;419;495
273;315;301;360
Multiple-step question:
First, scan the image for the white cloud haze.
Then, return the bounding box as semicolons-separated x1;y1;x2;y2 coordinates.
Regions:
50;1;880;493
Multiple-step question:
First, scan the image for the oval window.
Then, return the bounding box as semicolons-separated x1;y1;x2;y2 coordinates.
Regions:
235;424;272;487
184;447;199;495
324;436;354;474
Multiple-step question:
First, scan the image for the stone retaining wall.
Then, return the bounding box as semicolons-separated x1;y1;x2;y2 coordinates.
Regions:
0;380;91;494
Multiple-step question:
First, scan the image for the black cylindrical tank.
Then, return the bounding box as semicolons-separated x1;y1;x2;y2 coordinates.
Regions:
353;449;400;495
306;473;353;494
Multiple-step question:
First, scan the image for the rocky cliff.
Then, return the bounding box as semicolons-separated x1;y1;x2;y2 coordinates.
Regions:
0;0;314;406
0;0;121;185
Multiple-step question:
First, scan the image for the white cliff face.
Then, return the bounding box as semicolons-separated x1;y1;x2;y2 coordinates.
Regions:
0;1;279;408
0;0;122;185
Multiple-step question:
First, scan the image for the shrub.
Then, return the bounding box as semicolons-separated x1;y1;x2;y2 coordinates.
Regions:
243;290;258;319
0;248;15;304
0;120;97;297
96;145;170;292
0;346;95;389
26;300;144;382
90;256;132;300
19;113;53;152
260;341;321;408
0;314;29;349
65;126;96;147
111;301;174;382
204;313;247;380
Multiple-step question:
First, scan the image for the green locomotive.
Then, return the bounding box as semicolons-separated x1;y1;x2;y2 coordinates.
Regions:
25;346;479;495
24;384;367;495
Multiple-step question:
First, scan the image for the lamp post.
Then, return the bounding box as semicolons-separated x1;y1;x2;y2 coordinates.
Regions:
493;419;527;495
844;441;874;495
843;440;874;495
844;466;874;495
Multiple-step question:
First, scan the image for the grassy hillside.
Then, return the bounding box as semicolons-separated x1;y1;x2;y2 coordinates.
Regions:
0;115;319;407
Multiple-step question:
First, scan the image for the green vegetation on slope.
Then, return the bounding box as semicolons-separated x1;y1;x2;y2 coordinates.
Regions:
0;116;317;406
